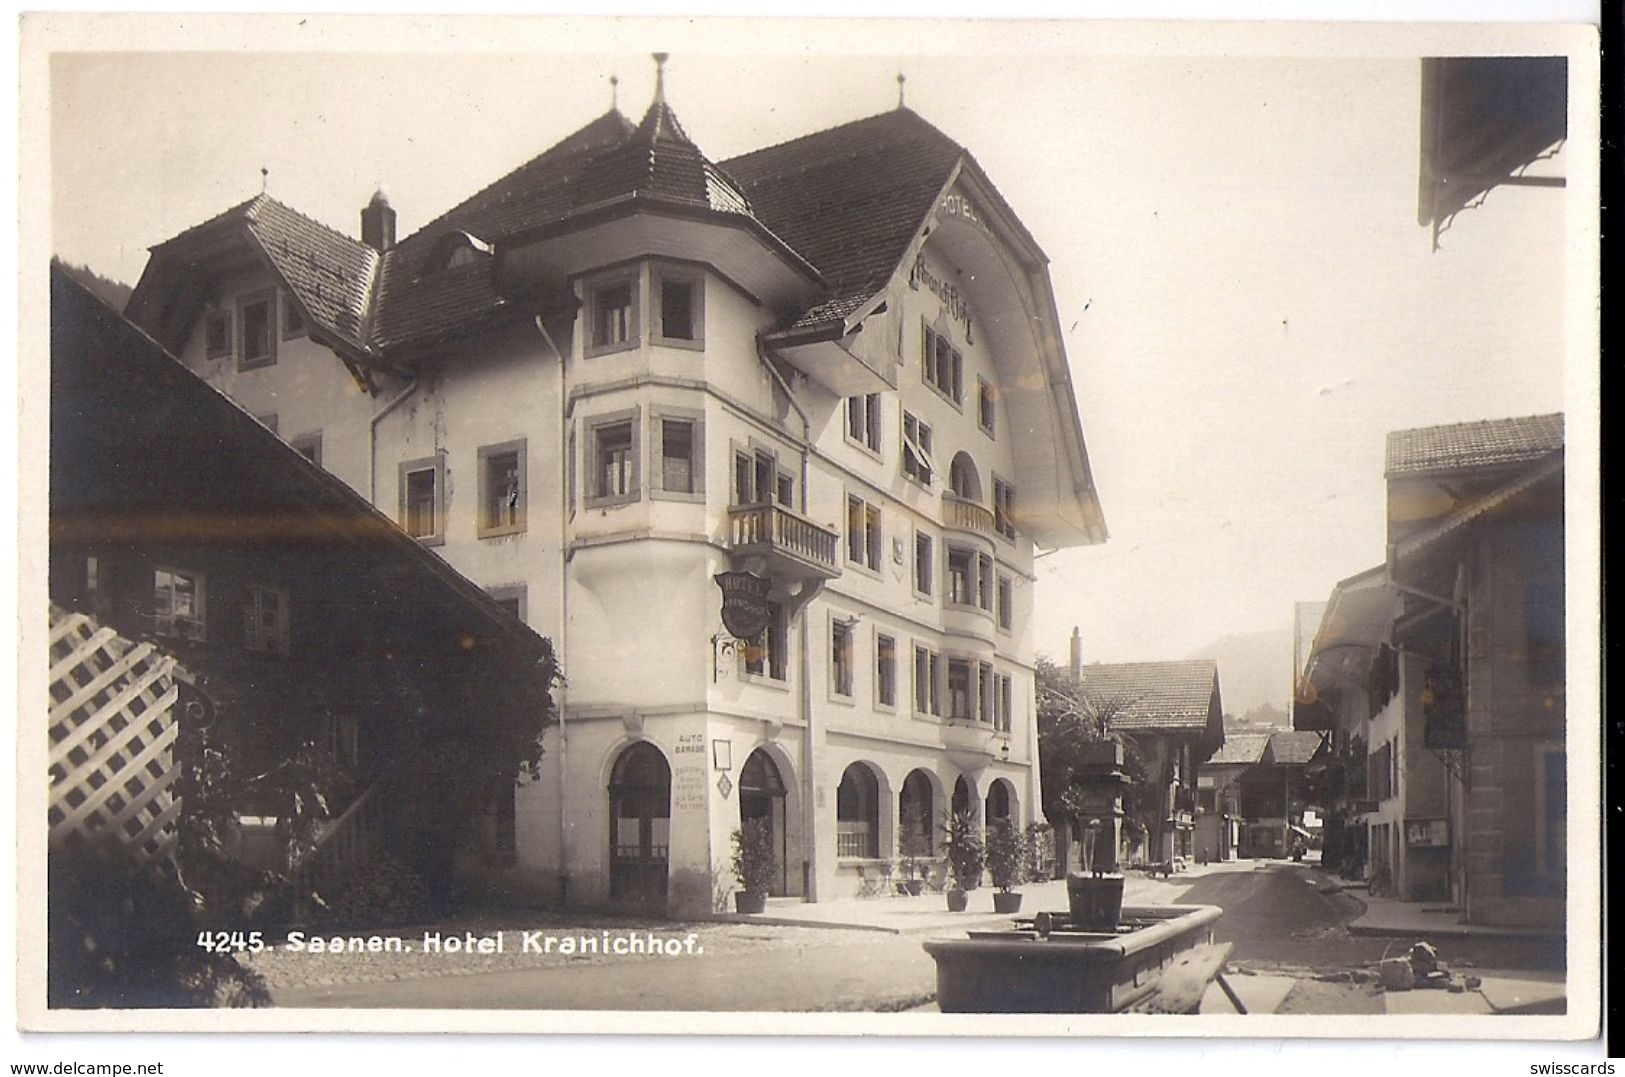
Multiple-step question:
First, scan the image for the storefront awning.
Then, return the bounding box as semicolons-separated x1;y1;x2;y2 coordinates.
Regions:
1301;566;1400;700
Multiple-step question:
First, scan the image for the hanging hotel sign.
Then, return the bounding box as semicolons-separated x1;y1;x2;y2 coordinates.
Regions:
714;571;772;640
909;254;974;345
1421;670;1466;750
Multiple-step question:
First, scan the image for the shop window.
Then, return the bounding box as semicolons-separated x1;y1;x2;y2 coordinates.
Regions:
153;567;206;641
831;619;855;698
914;530;934;597
876;633;897;708
997;574;1014;631
281;291;306;340
237;290;276;370
478;439;527;538
846;494;882;571
654;271;702;345
846;394;882;454
587;277;638;354
978;378;996;437
654;413;703;499
398;455;445;545
902;411;935;486
243;585;290;655
204;309;231;358
585;412;640;507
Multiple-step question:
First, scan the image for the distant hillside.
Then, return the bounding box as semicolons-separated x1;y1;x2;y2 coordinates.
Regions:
1185;626;1293;721
53;258;133;312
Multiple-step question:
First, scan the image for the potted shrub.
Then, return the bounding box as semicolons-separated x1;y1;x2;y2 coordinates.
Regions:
730;818;776;914
984;819;1029;914
941;809;984;912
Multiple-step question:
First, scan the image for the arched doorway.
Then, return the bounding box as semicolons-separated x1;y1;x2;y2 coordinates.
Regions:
739;748;789;896
898;769;936;858
985;778;1015;828
608;742;670;905
837;763;880;859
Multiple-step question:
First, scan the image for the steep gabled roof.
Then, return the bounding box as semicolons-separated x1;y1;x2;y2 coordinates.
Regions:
722;108;966;329
1207;732;1271;767
1262;731;1323;766
1080;659;1223;735
1385;413;1564;477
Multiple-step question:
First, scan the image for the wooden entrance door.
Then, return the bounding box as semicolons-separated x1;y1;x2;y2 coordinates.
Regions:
609;742;670;906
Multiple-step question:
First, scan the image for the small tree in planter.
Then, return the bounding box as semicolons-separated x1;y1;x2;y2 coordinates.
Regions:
983;819;1030;914
941;809;984;912
730;818;777;914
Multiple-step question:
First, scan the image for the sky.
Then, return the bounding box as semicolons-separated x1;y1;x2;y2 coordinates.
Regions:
43;18;1585;687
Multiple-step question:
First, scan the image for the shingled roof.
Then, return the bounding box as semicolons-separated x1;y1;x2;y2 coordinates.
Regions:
1207;732;1270;767
1385;413;1564;477
1079;659;1223;735
1263;731;1323;766
722;108;968;329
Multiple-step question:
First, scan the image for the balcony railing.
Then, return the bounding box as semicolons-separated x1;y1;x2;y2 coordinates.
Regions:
941;492;996;537
727;502;839;580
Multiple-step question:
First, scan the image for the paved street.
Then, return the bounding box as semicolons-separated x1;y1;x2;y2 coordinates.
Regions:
265;861;1563;1013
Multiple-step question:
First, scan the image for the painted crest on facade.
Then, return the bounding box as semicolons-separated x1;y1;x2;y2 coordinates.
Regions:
713;571;772;640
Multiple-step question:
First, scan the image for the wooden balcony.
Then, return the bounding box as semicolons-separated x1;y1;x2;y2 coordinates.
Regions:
727;502;840;581
942;492;996;538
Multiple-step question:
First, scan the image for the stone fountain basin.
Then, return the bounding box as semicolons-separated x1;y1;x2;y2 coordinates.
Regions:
922;903;1224;1013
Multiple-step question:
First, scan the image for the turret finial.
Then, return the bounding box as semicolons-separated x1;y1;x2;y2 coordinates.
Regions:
260;164;269;194
610;74;619;110
652;53;669;104
897;73;906;109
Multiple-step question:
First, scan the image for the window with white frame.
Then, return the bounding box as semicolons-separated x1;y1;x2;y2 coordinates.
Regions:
876;633;897;708
237;290;276;370
946;546;976;606
977;377;996;437
399;455;446;545
846;393;882;454
922;324;963;405
946;658;974;720
914;530;934;597
586;412;640;507
244;585;290;655
997;574;1014;631
478;439;527;538
978;662;995;724
153;568;206;641
996;673;1013;733
846;494;882;572
654;412;703;499
653;269;702;346
830;618;855;698
587;276;638;354
902;411;935;486
992;476;1017;540
914;644;942;716
733;446;794;507
487;585;527;623
742;600;789;682
977;553;994;611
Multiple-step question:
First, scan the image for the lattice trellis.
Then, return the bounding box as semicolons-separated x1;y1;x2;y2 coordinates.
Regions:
47;604;182;865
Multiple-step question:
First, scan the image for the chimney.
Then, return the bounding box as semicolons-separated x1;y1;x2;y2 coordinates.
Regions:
361;188;396;252
1070;626;1083;685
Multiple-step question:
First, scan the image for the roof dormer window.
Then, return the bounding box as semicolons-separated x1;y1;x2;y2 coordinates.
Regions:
426;231;494;274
